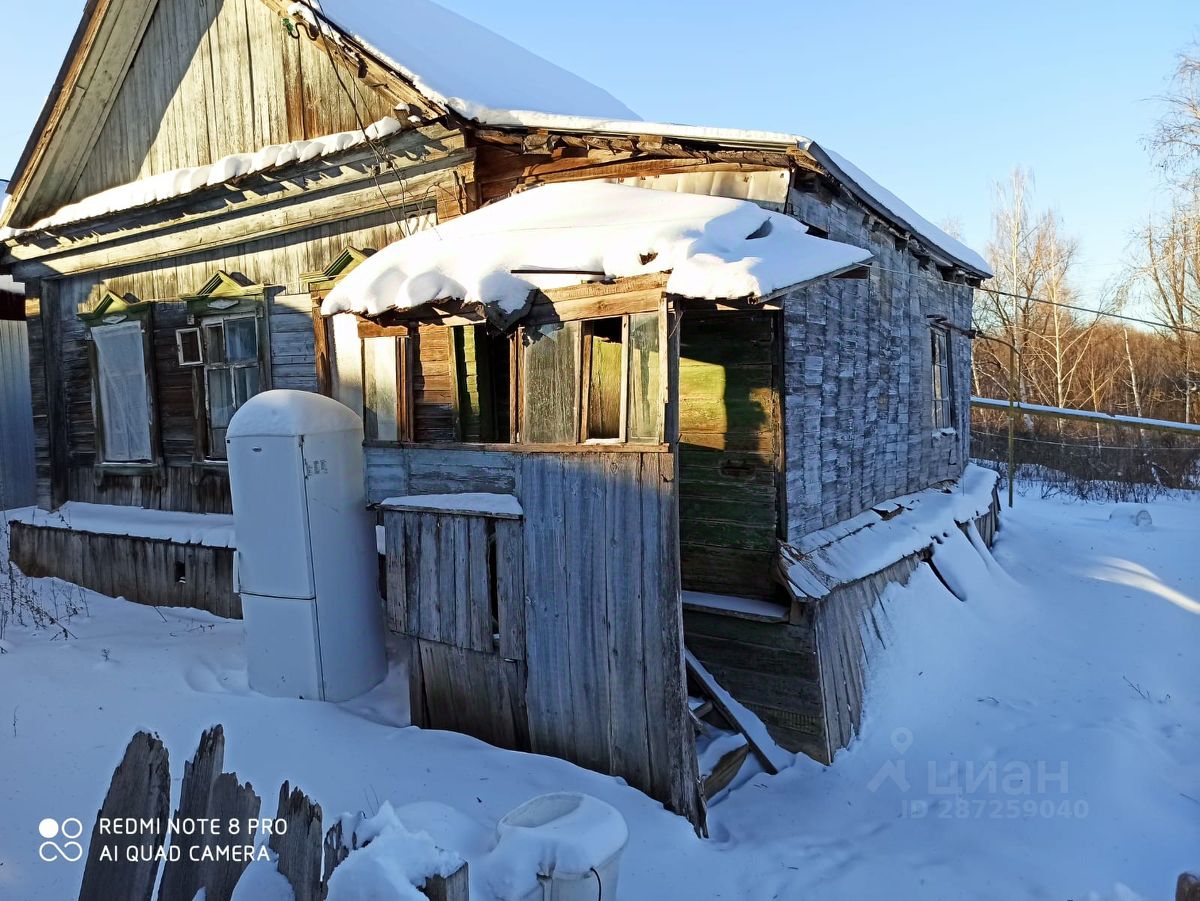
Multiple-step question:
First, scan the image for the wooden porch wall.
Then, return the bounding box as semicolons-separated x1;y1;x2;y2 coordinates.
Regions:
9;521;239;618
373;445;704;828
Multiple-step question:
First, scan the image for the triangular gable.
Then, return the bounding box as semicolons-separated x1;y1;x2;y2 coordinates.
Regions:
3;0;433;230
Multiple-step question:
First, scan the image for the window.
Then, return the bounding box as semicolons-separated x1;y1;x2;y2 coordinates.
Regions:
177;313;265;459
357;309;664;448
91;321;154;463
520;312;662;445
363;335;400;441
931;327;954;430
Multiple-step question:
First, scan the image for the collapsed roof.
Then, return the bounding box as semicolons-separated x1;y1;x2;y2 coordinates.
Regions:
321;181;873;326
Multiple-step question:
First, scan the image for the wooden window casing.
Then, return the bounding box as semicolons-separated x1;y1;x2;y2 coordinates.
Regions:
931;327;954;431
78;292;161;471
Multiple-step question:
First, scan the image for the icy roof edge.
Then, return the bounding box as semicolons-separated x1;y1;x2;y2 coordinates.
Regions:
0;116;404;240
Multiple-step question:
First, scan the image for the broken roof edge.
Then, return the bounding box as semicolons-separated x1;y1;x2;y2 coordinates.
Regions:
472;116;991;280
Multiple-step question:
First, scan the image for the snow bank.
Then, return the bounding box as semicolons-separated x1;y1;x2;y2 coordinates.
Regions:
379;493;523;518
325;802;464;901
322;181;871;322
0;117;402;237
226;389;363;439
5;502;235;548
786;464;999;597
291;0;636;124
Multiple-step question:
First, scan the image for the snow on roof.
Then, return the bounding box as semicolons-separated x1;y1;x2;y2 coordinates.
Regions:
299;0;637;123
0;117;403;238
321;181;873;323
449;111;992;278
812;147;993;277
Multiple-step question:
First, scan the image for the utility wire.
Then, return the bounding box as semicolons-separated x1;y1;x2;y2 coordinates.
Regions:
866;262;1200;337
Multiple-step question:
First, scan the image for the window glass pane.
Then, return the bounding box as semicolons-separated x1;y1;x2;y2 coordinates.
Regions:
207;368;234;428
93;322;153;462
627;312;662;443
521;321;579;444
585;318;624;440
363;336;399;441
233;365;261;409
225;316;258;363
204;322;226;364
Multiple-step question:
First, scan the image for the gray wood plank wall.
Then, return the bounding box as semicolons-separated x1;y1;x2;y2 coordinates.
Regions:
55;0;396;220
0;318;36;508
375;445;705;828
32;210;401;513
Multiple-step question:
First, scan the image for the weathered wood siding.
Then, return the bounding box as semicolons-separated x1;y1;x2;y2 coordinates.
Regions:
677;312;780;599
783;189;974;541
9;521;239;617
63;0;396;212
0;316;36;508
374;446;704;828
32;211;399;512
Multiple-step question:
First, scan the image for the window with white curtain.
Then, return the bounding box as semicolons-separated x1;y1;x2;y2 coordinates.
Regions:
92;321;154;463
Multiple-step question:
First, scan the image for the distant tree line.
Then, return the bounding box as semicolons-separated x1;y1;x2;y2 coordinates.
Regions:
970;48;1200;497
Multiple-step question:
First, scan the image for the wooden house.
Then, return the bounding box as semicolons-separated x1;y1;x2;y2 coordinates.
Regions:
2;0;999;830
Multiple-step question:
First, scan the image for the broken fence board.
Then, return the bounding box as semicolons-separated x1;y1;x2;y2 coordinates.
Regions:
78;732;171;901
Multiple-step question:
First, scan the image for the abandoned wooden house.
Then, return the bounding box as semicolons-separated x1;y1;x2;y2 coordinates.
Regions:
1;0;1000;829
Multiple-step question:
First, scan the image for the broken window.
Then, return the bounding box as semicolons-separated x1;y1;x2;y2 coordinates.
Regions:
519;312;663;446
931;327;954;430
91;321;155;463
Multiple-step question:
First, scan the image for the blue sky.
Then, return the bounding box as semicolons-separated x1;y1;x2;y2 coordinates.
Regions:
3;0;1196;298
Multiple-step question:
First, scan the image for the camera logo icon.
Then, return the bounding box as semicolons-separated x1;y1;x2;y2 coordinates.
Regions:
38;818;84;863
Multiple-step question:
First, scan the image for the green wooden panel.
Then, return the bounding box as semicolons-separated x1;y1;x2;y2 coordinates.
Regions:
677;313;780;599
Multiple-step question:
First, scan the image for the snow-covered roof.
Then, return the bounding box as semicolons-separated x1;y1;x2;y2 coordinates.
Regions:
294;0;637;123
298;3;987;277
0;117;403;238
321;182;872;324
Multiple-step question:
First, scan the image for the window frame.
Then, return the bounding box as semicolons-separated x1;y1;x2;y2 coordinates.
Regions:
180;273;272;464
197;312;266;460
78;292;161;471
930;325;955;432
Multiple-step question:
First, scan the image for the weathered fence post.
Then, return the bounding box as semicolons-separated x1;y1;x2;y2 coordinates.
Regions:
77;732;170;901
270;781;325;901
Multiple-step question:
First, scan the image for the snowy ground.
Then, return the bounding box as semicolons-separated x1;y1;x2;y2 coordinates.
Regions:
1;488;1198;900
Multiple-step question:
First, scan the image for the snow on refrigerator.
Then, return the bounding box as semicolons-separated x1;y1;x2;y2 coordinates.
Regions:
226;390;386;701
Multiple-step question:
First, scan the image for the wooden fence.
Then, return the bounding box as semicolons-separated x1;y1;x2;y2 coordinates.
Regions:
77;727;467;901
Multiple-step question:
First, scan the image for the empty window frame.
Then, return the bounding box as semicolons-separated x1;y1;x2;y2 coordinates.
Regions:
200;314;264;459
519;311;663;446
362;324;512;444
931;326;955;430
90;321;156;463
